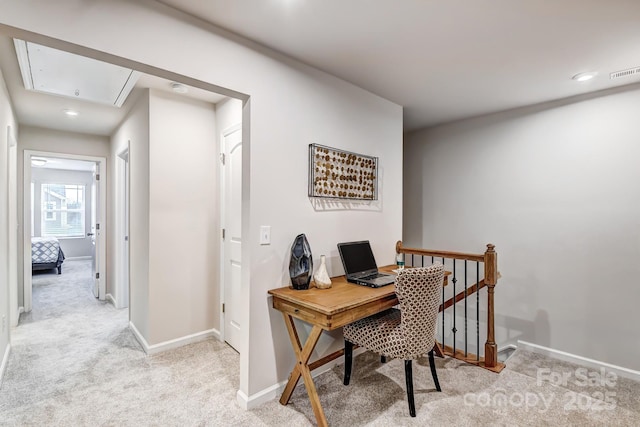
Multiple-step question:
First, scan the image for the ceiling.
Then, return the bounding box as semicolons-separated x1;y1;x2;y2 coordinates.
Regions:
158;0;640;130
31;157;95;172
0;36;227;136
3;2;640;134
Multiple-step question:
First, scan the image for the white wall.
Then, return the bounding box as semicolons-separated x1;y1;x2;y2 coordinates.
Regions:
0;0;403;399
8;128;17;328
31;168;94;258
404;85;640;372
109;89;219;343
110;91;150;334
0;61;18;379
17;126;109;307
147;89;218;343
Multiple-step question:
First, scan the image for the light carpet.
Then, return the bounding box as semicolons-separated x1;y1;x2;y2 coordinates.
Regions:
1;260;638;426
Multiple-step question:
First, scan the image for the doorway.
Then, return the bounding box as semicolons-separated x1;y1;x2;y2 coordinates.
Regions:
4;30;248;366
221;123;242;352
22;151;107;312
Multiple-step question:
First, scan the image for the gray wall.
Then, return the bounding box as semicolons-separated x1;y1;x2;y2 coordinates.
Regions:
404;85;640;372
109;91;150;334
147;89;218;344
31;167;94;258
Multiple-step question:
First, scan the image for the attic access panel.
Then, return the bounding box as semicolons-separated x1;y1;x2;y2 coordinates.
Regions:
14;39;139;107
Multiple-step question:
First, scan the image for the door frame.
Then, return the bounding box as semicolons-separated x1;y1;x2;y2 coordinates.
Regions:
219;123;242;345
23;150;107;311
115;144;130;309
7;126;18;327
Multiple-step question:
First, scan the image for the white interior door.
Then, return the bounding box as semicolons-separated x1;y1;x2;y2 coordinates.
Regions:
117;148;130;308
123;153;129;307
222;125;242;351
90;162;99;298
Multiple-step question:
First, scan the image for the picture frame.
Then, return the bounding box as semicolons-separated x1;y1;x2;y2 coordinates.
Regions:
308;144;378;200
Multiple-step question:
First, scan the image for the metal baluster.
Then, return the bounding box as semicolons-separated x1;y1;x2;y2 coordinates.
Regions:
421;255;424;267
441;257;445;345
476;261;480;361
464;260;468;357
442;257;445;347
411;254;414;268
452;259;457;355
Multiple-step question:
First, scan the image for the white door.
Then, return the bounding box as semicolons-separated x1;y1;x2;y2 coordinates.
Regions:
123;153;130;307
117;148;130;308
222;126;242;351
90;162;100;298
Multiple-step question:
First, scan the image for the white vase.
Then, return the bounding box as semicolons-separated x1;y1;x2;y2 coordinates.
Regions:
313;255;332;289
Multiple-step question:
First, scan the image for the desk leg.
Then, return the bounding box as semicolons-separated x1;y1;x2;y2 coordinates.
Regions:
280;313;327;427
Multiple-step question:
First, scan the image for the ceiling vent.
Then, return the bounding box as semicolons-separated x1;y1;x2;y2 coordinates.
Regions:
13;39;139;107
610;66;640;80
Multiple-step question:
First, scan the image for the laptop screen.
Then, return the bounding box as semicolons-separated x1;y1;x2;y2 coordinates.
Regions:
338;241;378;276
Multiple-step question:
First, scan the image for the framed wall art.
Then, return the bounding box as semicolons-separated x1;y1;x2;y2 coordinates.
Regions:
308;144;378;200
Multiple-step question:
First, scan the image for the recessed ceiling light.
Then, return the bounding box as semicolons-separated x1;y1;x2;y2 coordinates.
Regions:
63;109;79;117
572;72;597;82
170;82;188;94
31;157;47;167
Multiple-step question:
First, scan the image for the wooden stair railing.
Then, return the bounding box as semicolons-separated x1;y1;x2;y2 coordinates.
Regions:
396;241;504;373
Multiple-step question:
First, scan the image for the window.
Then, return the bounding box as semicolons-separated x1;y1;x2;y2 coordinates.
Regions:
41;183;85;238
44;202;56;221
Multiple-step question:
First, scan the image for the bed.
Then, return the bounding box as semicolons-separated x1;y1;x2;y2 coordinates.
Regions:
32;236;65;274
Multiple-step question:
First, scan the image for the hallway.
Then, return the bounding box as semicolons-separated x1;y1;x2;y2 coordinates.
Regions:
0;260;299;425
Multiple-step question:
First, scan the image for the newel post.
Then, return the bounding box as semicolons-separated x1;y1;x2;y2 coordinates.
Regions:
484;243;498;368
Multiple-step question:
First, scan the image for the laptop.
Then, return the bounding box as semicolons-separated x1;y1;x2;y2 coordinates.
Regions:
337;241;396;288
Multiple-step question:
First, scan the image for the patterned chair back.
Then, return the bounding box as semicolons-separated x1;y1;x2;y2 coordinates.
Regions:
395;264;445;358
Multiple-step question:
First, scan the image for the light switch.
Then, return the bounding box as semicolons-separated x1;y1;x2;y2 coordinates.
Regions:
260;226;271;245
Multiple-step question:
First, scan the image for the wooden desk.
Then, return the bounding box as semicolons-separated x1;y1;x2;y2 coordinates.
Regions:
268;266;448;426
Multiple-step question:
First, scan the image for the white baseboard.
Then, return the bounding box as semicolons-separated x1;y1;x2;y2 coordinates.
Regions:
237;381;281;410
0;343;11;386
517;340;640;382
237;347;366;410
105;293;117;307
12;307;25;328
64;256;92;261
129;321;221;355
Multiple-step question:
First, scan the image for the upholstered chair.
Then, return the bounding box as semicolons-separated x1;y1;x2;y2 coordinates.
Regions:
343;264;445;417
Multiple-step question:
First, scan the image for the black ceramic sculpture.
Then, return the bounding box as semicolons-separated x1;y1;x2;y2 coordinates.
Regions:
289;234;313;290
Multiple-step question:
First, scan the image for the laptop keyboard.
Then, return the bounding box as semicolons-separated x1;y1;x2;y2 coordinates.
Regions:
361;273;387;280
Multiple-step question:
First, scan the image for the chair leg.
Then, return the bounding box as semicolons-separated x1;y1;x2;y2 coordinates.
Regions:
428;350;441;392
344;340;353;385
381;355;386;363
404;360;416;417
